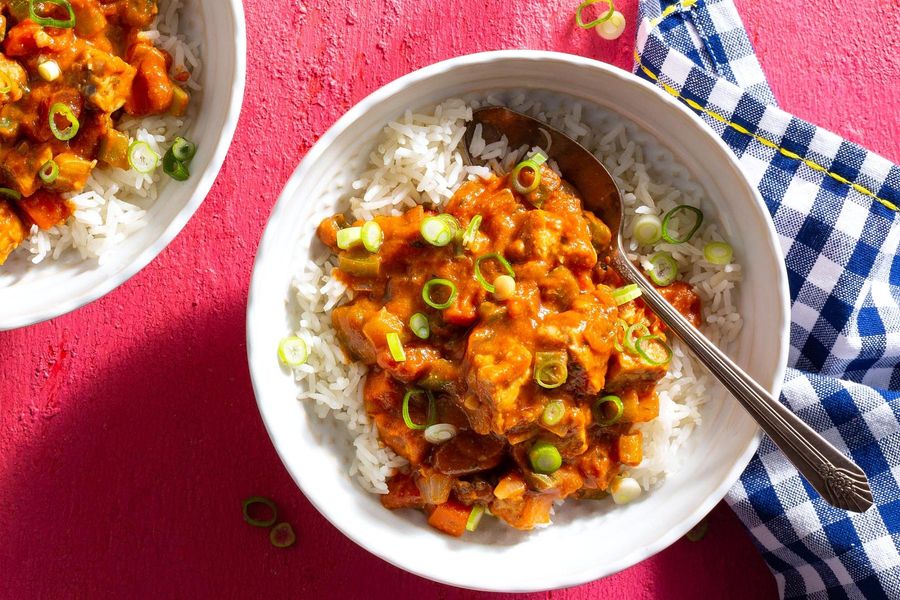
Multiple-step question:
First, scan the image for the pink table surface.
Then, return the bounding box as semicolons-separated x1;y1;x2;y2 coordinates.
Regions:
2;1;898;598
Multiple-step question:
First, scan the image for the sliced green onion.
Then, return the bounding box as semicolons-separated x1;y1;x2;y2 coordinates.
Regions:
529;441;562;474
336;226;362;250
466;504;485;532
0;187;21;201
510;152;547;195
613;318;627;353
171;136;197;162
632;214;662;245
361;221;383;253
624;322;650;355
162;149;190;181
420;215;457;247
534;351;568;389
39;160;59;185
422;278;457;310
48;102;79;141
474;253;514;293
29;0;76;29
386;332;406;362
401;389;435;430
647;252;678;286
409;312;430;340
242;496;278;528
575;0;615;29
635;335;673;366
278;337;309;367
424;423;457;444
541;400;566;427
128;141;159;174
611;283;642;305
269;522;296;548
704;241;733;265
594;395;624;426
662;205;704;244
461;214;482;248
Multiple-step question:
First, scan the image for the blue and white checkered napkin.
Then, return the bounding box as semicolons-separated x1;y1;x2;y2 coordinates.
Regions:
634;0;900;597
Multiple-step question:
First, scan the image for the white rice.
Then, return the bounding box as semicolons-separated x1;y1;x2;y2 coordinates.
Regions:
12;0;200;267
288;92;743;499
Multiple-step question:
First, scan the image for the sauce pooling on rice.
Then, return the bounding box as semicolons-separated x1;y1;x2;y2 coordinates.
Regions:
0;0;190;265
316;163;702;536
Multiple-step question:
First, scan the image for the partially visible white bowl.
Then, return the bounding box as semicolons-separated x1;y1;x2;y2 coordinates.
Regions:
247;51;789;592
0;0;246;330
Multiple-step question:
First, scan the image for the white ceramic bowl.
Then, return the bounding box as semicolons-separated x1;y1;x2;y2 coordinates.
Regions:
247;51;789;592
0;0;246;330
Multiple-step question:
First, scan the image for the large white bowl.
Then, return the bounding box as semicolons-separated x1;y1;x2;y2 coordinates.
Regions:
0;0;246;330
247;51;790;592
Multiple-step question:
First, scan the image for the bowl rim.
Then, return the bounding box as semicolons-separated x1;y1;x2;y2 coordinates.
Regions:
247;49;790;591
0;0;248;331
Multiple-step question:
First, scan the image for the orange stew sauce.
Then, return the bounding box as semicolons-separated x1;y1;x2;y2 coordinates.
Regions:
317;165;702;536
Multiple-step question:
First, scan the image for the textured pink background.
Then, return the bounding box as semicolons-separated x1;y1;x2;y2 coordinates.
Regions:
2;1;898;597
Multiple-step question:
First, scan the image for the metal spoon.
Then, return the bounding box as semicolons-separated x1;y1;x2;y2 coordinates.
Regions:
465;106;873;513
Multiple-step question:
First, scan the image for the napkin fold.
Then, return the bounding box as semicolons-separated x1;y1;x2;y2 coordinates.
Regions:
635;1;900;597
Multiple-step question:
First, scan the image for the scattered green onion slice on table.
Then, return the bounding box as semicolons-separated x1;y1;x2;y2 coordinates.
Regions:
595;9;626;40
336;226;362;250
461;214;482;248
466;504;485;532
242;496;278;528
361;221;383;253
541;400;566;427
386;332;406;362
635;334;673;366
594;395;624;426
422;278;458;310
575;0;615;29
647;252;678;286
269;522;296;548
510;152;547;195
409;312;430;340
661;205;704;244
0;187;21;201
529;441;562;474
474;253;515;293
611;283;642;305
278;336;308;367
402;389;435;430
632;214;662;245
534;351;568;389
624;322;650;354
704;241;733;265
39;159;59;185
424;423;457;444
128;141;159;174
420;215;457;247
48;102;79;141
29;0;76;29
171;136;197;162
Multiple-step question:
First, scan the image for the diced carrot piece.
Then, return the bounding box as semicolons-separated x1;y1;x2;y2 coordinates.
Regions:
618;432;643;467
17;190;71;230
426;499;471;537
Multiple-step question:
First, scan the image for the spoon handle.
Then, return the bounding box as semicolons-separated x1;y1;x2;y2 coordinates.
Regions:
612;254;873;513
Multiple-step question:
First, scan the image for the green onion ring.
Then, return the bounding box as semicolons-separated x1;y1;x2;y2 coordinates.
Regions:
594;395;624;426
529;441;562;474
420;215;457;247
278;337;309;367
29;0;76;29
0;187;22;201
611;283;642;305
647;252;678;286
461;214;482;248
474;253;514;293
242;496;278;528
39;159;59;185
402;389;436;430
361;221;383;253
662;205;704;244
534;351;568;389
575;0;615;29
128;141;159;174
541;400;566;427
704;241;733;265
466;504;485;532
386;332;406;362
336;226;362;250
409;312;430;340
422;278;457;309
162;149;190;181
510;152;548;195
171;136;197;162
613;318;628;353
635;334;673;366
624;322;650;355
48;102;79;141
269;522;296;548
